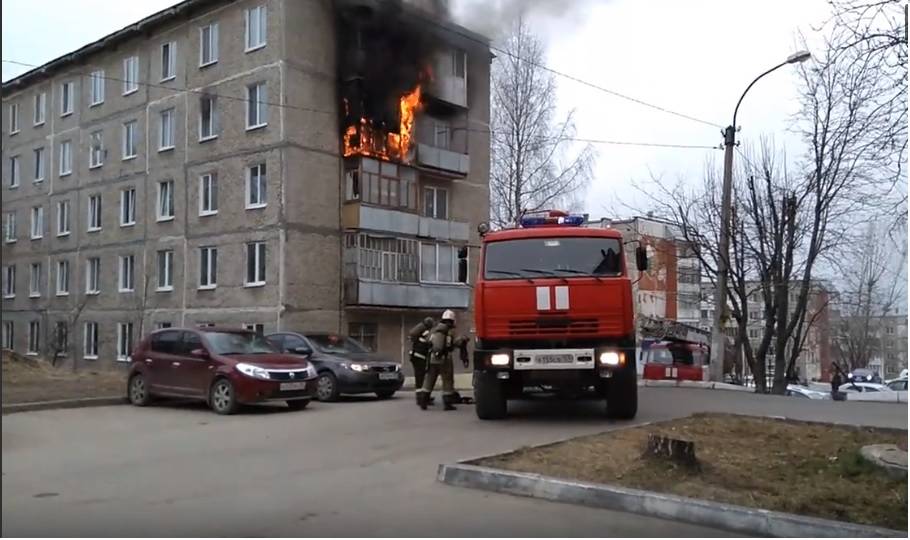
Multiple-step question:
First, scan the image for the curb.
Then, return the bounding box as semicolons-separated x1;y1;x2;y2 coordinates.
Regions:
2;396;127;415
436;462;905;538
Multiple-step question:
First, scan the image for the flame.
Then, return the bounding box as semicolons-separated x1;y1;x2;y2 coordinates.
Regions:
342;85;423;162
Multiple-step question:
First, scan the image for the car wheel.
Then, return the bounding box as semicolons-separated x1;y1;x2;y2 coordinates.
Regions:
474;371;507;420
316;372;340;402
128;373;152;407
605;364;637;420
286;399;310;411
209;378;238;415
375;390;396;399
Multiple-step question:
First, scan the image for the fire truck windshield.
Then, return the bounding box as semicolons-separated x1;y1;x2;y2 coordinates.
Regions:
483;237;623;280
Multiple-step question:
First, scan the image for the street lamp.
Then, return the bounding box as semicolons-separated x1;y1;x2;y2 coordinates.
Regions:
708;50;811;383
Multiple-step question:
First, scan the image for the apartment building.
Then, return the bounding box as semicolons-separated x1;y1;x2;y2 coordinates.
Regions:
0;0;491;365
832;311;908;379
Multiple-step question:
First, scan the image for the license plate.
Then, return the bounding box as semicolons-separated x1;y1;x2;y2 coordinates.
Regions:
538;354;573;364
280;382;307;391
379;372;399;380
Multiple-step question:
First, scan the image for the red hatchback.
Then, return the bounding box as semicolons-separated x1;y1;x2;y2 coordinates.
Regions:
127;327;318;414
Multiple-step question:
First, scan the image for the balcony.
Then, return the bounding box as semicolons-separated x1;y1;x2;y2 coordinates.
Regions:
344;278;470;309
414;143;470;175
342;204;470;242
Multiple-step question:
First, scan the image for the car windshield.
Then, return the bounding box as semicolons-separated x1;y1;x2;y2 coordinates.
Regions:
307;335;369;354
483;237;623;279
205;332;278;355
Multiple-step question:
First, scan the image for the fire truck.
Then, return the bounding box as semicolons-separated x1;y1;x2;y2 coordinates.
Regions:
463;210;648;420
638;316;711;382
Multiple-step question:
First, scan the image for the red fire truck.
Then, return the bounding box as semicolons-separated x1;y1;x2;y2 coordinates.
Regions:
462;211;648;420
639;316;711;382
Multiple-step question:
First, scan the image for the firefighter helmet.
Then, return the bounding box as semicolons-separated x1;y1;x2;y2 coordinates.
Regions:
441;309;456;322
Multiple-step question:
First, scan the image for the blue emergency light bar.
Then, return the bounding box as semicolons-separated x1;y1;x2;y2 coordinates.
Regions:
520;213;586;228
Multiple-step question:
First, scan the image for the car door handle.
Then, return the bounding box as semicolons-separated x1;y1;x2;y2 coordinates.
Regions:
172;361;181;367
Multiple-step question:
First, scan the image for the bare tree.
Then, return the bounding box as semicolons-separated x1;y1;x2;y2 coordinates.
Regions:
489;17;594;228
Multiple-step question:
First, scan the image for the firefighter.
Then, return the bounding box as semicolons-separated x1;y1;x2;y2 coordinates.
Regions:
416;310;465;411
408;317;435;406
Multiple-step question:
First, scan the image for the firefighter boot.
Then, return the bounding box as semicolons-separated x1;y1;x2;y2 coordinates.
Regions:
443;394;457;411
416;392;429;410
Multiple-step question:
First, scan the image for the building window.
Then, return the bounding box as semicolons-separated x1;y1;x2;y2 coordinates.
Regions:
30;206;43;239
33;147;45;182
88;194;102;231
90;70;105;105
423;186;448;219
199;95;218;140
157;250;174;291
123;120;138;159
9;155;20;188
452;49;466;79
159;108;175;150
120;188;136;226
117;322;134;361
157;180;175;221
9;103;19;134
433;120;450;149
749;311;760;320
199;173;218;215
29;263;40;297
119;254;135;292
4;212;16;243
86;257;100;294
420;243;456;283
348;322;377;352
2;321;12;350
28;321;40;355
245;5;267;51
59;140;72;176
200;23;219;66
53;322;68;357
56;200;70;236
90;130;104;168
347;233;419;283
61;81;74;116
56;260;69;296
345;158;417;210
886;326;895;335
199;246;217;289
33;91;46;125
3;265;15;298
246;82;267;129
123;56;139;94
748;328;760;339
161;41;176;81
84;322;99;358
156;322;173;330
245;242;266;286
246;163;267;208
243;323;265;335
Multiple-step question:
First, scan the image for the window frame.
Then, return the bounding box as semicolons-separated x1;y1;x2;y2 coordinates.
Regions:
118;254;135;293
245;241;266;287
56;259;70;296
116;322;134;362
199;173;218;216
200;23;219;67
87;194;102;232
89;130;104;168
60;81;74;116
120;187;136;227
4;212;16;243
59;140;72;176
2;265;14;298
122;56;139;95
159;108;175;151
161;41;177;82
33;147;45;183
56;200;70;237
199;95;218;141
30;206;44;240
157;250;174;292
246;82;267;130
2;321;13;350
84;322;99;359
9;155;20;188
157;180;175;221
245;163;267;209
86;257;101;295
422;186;448;220
348;322;378;352
122;120;138;160
28;320;40;355
199;246;218;289
419;242;456;284
9;103;20;134
90;70;105;106
29;262;41;298
244;5;267;52
33;91;46;126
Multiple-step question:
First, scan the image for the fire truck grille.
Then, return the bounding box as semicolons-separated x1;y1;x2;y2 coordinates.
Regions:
507;318;600;336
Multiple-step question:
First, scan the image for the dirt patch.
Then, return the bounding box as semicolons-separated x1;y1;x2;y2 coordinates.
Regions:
476;413;908;531
2;352;127;404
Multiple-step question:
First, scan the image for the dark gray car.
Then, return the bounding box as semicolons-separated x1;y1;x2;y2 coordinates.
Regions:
266;332;404;401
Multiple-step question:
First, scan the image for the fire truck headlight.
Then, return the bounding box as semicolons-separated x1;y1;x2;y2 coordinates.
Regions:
599;351;622;366
490;353;510;366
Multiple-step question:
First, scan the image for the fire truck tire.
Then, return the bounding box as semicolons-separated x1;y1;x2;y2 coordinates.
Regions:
605;369;638;419
474;372;508;420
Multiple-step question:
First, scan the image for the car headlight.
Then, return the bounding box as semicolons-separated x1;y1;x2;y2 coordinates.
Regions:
392;364;401;372
305;365;317;379
599;351;623;366
490;353;510;366
236;362;271;380
347;363;370;372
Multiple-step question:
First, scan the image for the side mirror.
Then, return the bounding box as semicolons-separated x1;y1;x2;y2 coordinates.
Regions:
291;347;312;356
190;348;210;359
635;246;648;272
457;246;469;283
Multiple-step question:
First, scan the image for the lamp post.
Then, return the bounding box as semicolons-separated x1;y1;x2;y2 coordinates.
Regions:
709;50;811;383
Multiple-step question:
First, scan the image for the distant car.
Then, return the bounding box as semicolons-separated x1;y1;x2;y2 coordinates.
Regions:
266;332;404;401
885;378;908;392
848;368;882;384
900;368;909;380
839;381;889;393
786;385;831;400
128;327;318;415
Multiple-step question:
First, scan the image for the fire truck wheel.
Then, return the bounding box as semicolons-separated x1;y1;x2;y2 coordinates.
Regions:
605;369;638;419
474;372;508;420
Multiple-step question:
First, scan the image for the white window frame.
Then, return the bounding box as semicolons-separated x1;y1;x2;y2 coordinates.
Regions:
159;108;175;151
246;82;267;130
86;257;101;295
161;41;177;82
244;5;267;52
90;70;105;106
243;323;265;335
120;188;136;227
3;265;15;298
9;155;20;188
199;246;217;289
122;120;138;160
246;163;267;209
199;173;218;216
420;243;456;283
199;95;218;141
4;212;16;243
2;321;13;350
157;250;174;292
84;322;99;359
119;255;135;292
33;147;45;183
56;259;70;296
9;103;19;134
423;186;448;220
60;81;74;116
245;241;267;287
29;263;41;298
87;195;102;232
33;92;46;126
30;206;43;240
116;322;134;361
122;56;139;95
200;23;219;66
90;130;104;168
433;120;450;149
157;180;175;221
59;140;72;176
28;321;40;355
56;200;70;237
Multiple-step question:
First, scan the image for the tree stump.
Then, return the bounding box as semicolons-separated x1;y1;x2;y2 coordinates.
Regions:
645;433;698;468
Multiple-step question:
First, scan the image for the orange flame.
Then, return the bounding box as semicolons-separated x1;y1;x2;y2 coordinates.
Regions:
343;85;423;162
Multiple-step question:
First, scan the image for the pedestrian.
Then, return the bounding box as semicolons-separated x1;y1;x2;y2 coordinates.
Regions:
416;310;466;411
830;366;843;399
408;317;435;405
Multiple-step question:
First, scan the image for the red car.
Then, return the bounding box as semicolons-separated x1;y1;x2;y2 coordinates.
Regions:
127;327;318;414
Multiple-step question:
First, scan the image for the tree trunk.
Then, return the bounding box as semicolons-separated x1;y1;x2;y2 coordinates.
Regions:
645;434;698;468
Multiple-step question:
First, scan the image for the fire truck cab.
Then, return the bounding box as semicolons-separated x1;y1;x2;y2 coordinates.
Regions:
641;340;710;382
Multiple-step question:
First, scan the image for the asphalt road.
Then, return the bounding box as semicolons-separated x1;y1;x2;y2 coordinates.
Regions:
2;387;906;537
